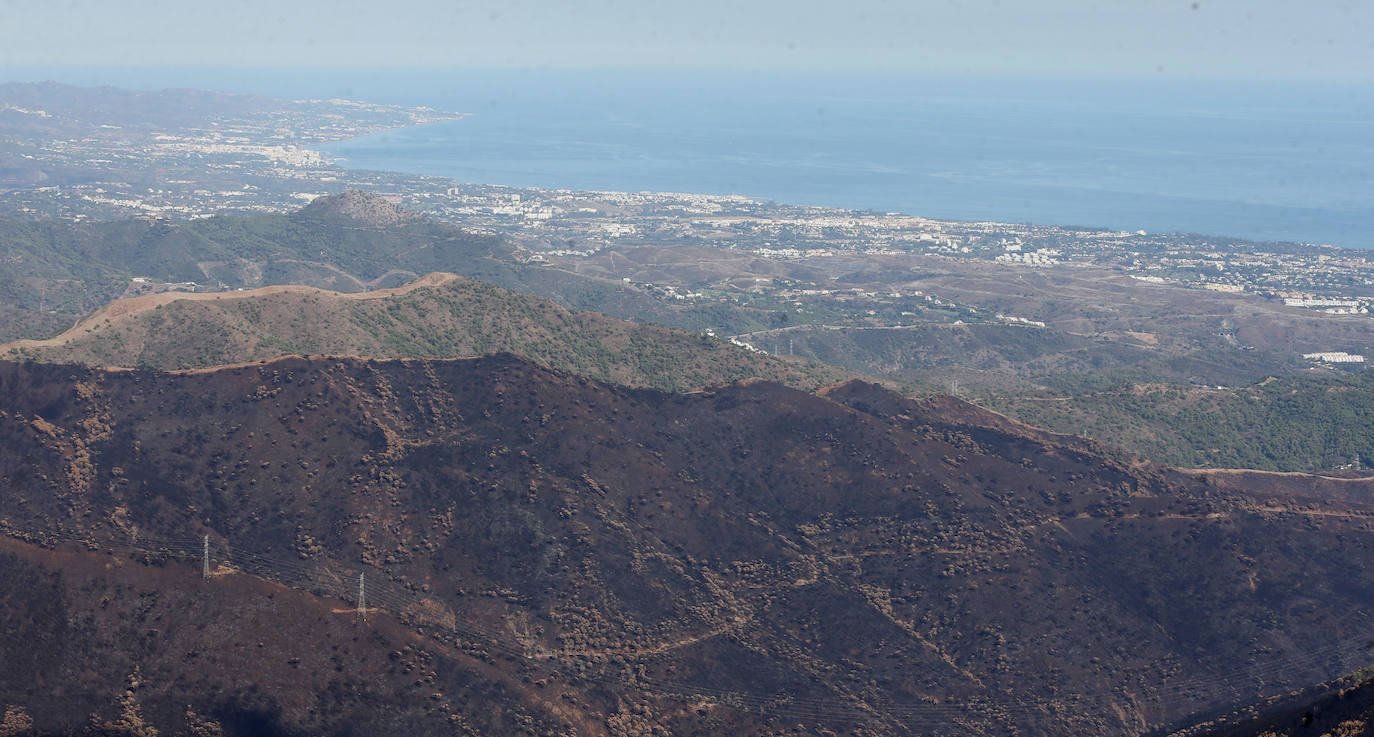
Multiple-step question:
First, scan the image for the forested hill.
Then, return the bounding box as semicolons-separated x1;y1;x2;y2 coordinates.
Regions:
0;190;806;344
2;272;848;392
986;372;1374;472
0;190;506;341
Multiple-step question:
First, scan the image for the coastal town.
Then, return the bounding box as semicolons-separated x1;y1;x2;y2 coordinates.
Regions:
420;184;1374;303
3;81;1372;345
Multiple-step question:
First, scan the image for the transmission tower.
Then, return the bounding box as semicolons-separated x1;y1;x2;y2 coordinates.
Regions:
202;535;210;580
357;572;367;622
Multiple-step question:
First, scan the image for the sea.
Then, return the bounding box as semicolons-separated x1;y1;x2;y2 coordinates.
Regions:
6;67;1374;248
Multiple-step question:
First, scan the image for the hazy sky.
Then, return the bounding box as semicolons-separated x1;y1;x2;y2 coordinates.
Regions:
0;0;1371;81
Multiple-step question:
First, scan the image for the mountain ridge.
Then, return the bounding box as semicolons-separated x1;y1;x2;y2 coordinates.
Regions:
1;271;460;352
1;353;1371;735
0;272;848;393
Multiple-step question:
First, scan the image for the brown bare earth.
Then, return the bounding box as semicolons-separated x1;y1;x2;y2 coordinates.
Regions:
1;355;1372;736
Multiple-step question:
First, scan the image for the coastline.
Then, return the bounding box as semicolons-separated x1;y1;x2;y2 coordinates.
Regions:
3;72;1372;249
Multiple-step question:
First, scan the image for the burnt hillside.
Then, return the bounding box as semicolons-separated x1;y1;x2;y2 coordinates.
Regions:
1178;671;1374;737
0;355;1371;736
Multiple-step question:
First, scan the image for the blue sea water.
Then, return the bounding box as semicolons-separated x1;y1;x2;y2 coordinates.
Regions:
6;68;1374;248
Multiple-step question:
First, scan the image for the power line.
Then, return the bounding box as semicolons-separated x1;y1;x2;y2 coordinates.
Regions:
0;521;1368;735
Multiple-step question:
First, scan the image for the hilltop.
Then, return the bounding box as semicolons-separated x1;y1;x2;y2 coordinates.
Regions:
294;188;424;226
0;272;847;392
0;193;799;346
0;354;1371;736
0;192;508;341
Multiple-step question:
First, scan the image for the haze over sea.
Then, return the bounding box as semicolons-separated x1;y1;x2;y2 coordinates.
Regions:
12;68;1374;248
